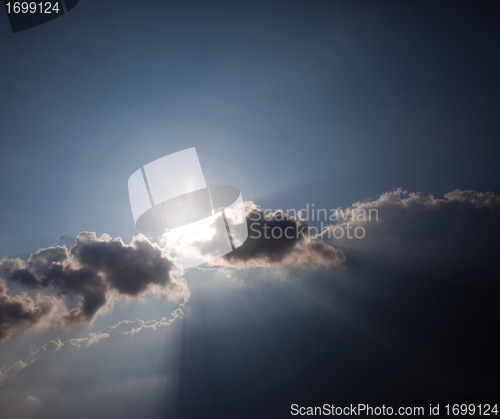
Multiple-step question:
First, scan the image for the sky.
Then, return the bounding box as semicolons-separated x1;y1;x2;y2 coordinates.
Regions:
0;1;499;418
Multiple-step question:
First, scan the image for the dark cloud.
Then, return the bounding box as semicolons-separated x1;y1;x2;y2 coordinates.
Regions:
0;258;37;288
216;203;345;269
0;280;55;342
329;188;500;274
70;232;175;297
0;232;185;341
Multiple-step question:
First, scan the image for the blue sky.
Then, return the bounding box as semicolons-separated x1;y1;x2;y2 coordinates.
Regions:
1;1;499;418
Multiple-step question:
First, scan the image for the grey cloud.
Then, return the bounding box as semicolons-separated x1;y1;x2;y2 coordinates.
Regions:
0;280;55;342
328;188;500;274
0;257;24;276
70;232;175;297
215;190;500;276
0;232;184;341
216;202;345;269
0;258;37;288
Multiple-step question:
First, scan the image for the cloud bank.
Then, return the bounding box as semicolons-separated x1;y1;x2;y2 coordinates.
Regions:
327;188;500;274
2;189;498;344
209;189;500;277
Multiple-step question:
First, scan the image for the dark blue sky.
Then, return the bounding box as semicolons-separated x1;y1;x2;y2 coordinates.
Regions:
1;1;499;418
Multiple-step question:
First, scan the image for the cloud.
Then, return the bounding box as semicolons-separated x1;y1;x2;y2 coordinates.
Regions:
0;338;63;386
0;280;57;342
326;188;500;273
0;296;188;387
66;332;110;348
0;232;186;342
214;202;345;269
